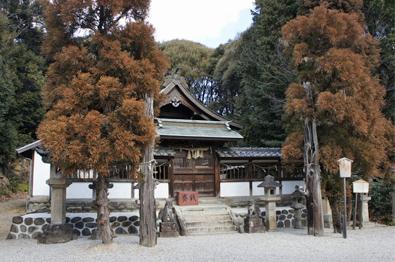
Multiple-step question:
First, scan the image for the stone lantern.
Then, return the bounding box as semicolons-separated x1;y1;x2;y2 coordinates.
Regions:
290;185;306;229
258;175;281;231
352;179;370;228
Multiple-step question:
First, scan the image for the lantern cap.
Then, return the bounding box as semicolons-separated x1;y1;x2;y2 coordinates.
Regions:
352;179;369;193
337;157;353;163
257;175;280;188
352;179;368;184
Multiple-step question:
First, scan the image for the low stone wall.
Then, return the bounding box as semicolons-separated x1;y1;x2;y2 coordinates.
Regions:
7;212;140;240
231;206;307;229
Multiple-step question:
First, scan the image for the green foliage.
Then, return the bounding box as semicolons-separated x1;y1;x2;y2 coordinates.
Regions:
160;39;216;103
363;0;395;120
370;179;394;224
236;0;299;146
0;6;45;170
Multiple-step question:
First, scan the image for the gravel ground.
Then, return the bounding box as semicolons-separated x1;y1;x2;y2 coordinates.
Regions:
0;226;394;262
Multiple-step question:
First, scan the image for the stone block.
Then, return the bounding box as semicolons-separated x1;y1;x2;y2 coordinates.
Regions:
129;216;139;222
115;227;127;234
34;218;45;225
117;216;127;222
12;216;23;224
82;217;94;223
128;225;138;234
24;217;33;225
81;228;91;236
38;224;73;244
10;224;18;233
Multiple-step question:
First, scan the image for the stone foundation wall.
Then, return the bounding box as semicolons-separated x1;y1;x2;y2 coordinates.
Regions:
232;206;307;229
7;213;140;240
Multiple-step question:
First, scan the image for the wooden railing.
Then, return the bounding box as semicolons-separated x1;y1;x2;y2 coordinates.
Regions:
154;161;170;181
220;162;304;181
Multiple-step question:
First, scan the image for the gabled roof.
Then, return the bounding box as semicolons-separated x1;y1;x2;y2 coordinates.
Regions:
216;147;281;159
160;75;242;129
156;118;243;141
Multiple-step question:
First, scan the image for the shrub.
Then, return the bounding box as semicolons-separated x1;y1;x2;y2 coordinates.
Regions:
369;178;394;225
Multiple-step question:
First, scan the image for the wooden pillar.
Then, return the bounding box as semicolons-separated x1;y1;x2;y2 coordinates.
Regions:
214;154;220;197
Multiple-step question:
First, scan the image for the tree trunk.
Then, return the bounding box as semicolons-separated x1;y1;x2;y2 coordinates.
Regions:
328;196;342;233
139;94;157;247
303;82;324;236
96;175;112;244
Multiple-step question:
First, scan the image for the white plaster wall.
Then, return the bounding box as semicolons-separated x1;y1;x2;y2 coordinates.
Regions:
281;180;305;194
32;151;50;196
220;182;250;197
252;181;265;196
108;183;132;199
66;183;92;199
154;183;169;199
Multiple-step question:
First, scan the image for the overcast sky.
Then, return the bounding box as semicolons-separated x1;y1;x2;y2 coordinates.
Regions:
148;0;255;48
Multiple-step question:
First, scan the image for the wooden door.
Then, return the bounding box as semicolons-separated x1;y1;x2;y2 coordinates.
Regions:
172;150;215;197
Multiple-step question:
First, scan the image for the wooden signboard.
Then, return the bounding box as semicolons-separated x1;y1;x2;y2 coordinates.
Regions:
177;191;199;206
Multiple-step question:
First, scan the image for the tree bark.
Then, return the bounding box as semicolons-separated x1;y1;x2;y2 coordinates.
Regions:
303;82;324;236
328;196;342;233
96;175;112;244
139;94;157;247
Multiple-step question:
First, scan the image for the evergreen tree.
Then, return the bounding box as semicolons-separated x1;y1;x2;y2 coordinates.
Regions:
236;0;299;146
38;0;168;244
0;6;44;173
282;1;394;232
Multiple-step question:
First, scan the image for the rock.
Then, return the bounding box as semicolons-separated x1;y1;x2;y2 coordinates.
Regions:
122;221;131;227
65;217;70;223
72;229;80;237
278;215;286;221
129;216;139;222
277;221;284;228
71;217;81;223
28;226;38;233
282;210;288;214
287;214;293;219
75;222;84;229
289;209;295;214
10;224;18;233
34;218;45;225
42;224;49;232
117;216;127;222
276;211;281;215
133;221;140;227
284;220;291;228
37;224;73;244
86;223;97;229
12;216;23;224
115;227;127;234
109;216;117;223
19;233;30;239
128;226;138;234
24;217;33;225
81;228;91;236
46;218;51;224
82;217;94;223
6;233;16;240
20;225;27;233
111;222;120;228
32;232;42;239
261;211;266;217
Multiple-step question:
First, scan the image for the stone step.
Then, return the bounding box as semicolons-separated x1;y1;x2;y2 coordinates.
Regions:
183;215;232;223
185;220;234;228
186;225;237;235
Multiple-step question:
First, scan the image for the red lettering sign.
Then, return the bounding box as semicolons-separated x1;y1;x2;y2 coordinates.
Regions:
177;191;199;206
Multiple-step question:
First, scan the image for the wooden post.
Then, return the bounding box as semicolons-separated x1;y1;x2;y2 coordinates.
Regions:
303;82;324;236
139;94;157;247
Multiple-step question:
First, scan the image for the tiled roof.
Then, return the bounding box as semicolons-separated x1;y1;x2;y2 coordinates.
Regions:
156;118;243;141
154;148;176;157
216;147;281;158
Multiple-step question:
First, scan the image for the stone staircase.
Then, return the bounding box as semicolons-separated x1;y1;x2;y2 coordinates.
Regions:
175;198;237;236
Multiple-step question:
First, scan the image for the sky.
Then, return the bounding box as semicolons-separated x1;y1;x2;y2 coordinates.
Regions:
148;0;255;48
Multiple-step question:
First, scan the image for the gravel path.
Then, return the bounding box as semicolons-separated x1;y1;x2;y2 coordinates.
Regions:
0;226;394;262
